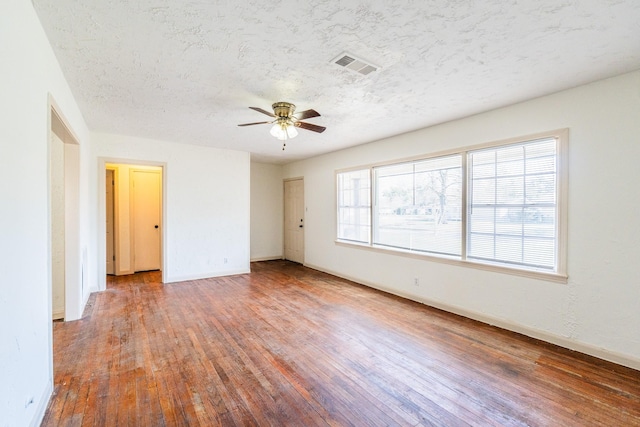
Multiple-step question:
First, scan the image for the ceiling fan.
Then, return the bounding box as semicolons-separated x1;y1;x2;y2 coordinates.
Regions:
238;102;326;149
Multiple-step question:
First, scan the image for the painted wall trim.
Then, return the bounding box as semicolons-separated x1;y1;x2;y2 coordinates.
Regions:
250;256;283;262
166;268;251;284
48;95;81;145
304;262;640;372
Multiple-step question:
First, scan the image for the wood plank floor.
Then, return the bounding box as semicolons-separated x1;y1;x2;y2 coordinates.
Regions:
43;260;640;426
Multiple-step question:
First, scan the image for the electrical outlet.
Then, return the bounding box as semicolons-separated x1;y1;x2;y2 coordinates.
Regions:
414;277;419;286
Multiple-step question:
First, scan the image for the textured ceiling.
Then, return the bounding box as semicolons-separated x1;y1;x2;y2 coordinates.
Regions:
33;0;640;164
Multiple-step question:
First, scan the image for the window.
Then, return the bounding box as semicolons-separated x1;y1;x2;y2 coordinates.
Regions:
467;138;558;271
337;169;371;243
374;155;462;256
336;130;567;279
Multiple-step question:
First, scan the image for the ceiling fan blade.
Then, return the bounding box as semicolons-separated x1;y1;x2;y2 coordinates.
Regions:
294;121;326;133
294;109;321;120
249;107;276;117
237;121;272;127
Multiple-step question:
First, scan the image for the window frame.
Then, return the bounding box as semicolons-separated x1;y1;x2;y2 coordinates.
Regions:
335;129;568;283
336;167;372;244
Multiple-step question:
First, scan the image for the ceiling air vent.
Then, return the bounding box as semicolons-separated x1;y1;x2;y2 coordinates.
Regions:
332;53;379;76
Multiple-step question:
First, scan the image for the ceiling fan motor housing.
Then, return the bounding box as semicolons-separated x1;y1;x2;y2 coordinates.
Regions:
272;102;296;118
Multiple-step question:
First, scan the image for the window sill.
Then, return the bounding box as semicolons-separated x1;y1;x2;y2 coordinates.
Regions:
335;239;568;284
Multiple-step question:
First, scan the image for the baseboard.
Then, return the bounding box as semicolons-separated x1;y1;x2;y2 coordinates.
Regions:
250;256;283;262
80;284;95;319
52;309;64;321
164;268;251;284
30;379;52;427
304;262;640;371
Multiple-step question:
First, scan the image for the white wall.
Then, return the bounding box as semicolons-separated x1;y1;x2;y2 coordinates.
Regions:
250;162;283;261
0;2;90;426
283;70;640;370
91;133;251;287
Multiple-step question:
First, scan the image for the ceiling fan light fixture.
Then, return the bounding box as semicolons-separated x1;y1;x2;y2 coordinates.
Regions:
270;122;298;140
286;125;298;139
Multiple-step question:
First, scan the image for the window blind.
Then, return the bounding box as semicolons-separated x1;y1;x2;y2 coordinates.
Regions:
467;138;557;271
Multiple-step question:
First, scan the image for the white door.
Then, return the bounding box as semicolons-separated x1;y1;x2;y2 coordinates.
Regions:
284;179;304;264
106;169;115;275
132;170;161;272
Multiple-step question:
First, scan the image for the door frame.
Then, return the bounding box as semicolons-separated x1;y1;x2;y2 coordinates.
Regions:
48;98;81;323
97;159;167;291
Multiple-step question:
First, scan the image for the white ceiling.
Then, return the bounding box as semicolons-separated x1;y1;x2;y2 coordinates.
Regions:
33;0;640;164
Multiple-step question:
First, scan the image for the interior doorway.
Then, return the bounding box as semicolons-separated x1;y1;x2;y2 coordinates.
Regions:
50;129;65;319
49;107;80;321
106;169;115;275
105;163;163;276
284;178;304;264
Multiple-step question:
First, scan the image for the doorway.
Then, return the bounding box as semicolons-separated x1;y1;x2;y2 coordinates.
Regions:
105;164;162;276
106;169;115;275
284;178;304;264
50;107;80;321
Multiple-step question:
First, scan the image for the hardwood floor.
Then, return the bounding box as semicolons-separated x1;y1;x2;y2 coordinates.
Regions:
43;260;640;426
